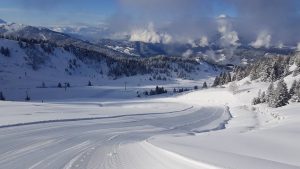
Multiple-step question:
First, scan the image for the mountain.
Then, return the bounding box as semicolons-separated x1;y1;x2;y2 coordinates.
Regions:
50;24;109;41
0;21;222;90
98;38;294;66
0;22;135;60
50;24;295;64
0;20;296;90
0;19;6;24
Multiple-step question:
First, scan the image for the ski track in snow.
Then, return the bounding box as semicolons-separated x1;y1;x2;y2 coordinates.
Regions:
2;81;299;169
0;102;229;169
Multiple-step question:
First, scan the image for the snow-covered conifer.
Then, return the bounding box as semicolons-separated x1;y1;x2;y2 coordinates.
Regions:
289;80;298;97
267;82;276;107
202;82;208;89
274;79;289;107
0;92;5;101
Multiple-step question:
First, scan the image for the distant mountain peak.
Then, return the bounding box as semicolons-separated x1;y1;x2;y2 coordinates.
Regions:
0;18;6;24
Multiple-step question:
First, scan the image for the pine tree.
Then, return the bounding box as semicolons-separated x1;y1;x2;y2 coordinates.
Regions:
220;72;226;85
212;76;220;87
0;92;5;101
202;82;208;89
289;80;297;97
290;80;300;102
42;82;46;88
236;69;245;81
269;68;277;82
88;81;92;86
0;47;4;55
252;97;261;105
4;48;10;57
267;82;276;107
0;47;10;57
250;64;260;80
291;89;300;102
232;73;237;81
273;79;289;108
225;72;232;83
57;82;62;88
194;85;198;90
25;92;31;102
260;91;266;103
293;67;300;77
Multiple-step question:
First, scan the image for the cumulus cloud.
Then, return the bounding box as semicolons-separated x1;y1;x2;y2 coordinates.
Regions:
114;0;217;43
250;31;272;48
129;23;172;44
226;0;300;45
215;15;240;60
217;15;240;47
188;36;209;48
277;42;284;49
114;0;300;45
182;49;193;58
199;36;209;47
297;43;300;51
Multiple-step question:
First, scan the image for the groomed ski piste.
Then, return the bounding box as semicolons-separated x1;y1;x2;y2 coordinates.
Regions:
0;75;300;169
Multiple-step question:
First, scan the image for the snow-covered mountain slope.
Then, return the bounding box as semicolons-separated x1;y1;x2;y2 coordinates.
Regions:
0;22;134;61
0;21;294;66
48;23;294;64
0;19;6;24
50;24;109;41
0;37;221;101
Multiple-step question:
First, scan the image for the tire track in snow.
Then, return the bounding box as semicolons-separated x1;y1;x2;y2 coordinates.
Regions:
27;140;93;169
0;105;230;169
0;106;193;129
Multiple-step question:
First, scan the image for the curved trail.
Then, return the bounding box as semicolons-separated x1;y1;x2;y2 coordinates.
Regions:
0;104;230;169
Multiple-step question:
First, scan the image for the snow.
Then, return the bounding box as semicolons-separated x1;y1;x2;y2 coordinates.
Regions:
0;23;26;33
0;75;300;169
106;45;137;56
1;38;300;169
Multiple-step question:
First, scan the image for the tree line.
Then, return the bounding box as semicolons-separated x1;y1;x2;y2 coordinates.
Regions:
252;78;300;108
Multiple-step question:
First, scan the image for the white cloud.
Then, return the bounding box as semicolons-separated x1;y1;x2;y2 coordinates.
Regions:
161;33;173;44
251;31;271;48
199;36;209;47
188;36;209;48
217;15;240;47
129;23;172;44
188;39;198;48
218;14;227;19
297;43;300;51
182;49;193;58
277;41;284;49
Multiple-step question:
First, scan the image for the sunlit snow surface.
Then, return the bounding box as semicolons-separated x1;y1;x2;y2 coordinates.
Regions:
0;76;300;169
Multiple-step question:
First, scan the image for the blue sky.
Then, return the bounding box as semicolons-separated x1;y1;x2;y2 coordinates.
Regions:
0;0;237;26
0;0;117;26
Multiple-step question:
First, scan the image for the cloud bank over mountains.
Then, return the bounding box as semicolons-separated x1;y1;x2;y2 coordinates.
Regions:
7;0;300;46
129;23;172;44
114;0;300;46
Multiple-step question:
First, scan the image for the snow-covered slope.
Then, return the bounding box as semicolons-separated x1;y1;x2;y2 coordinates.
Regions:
0;76;300;169
0;37;220;101
0;19;6;24
149;76;300;169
